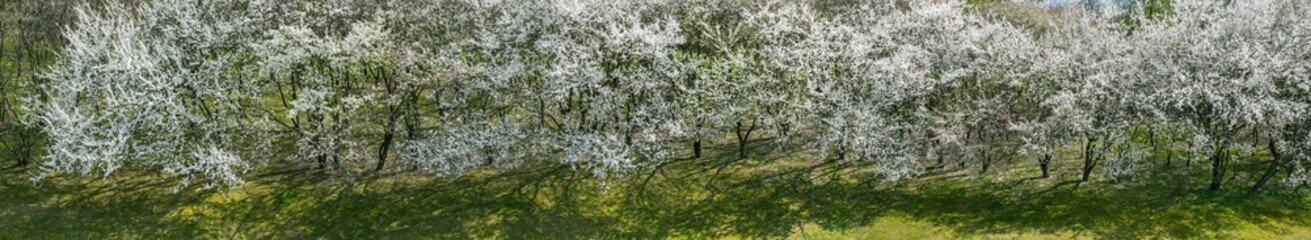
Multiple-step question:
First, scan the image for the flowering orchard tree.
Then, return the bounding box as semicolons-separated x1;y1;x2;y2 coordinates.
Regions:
1035;6;1138;182
1132;0;1311;190
397;0;692;179
253;15;395;170
24;0;1311;191
30;0;269;189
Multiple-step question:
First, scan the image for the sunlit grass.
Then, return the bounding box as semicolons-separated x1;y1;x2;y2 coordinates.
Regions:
1;143;1308;239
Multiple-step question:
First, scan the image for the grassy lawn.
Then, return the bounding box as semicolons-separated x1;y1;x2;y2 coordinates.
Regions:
1;144;1309;239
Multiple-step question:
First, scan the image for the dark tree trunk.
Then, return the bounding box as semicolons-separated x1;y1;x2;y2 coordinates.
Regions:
1081;138;1096;182
936;148;945;168
692;139;702;159
1252;139;1284;192
1039;154;1051;179
692;121;704;159
375;131;394;172
1081;161;1095;182
17;135;30;167
1185;147;1192;168
734;120;756;160
837;146;847;162
1208;147;1226;191
736;121;745;159
375;100;400;172
1251;162;1280;192
316;155;328;170
737;139;747;160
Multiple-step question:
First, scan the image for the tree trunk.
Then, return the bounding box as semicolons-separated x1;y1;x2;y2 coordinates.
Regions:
1039;154;1051;179
734;120;756;160
375;131;394;172
1248;161;1279;192
1207;147;1226;191
1185;146;1192;168
936;148;945;168
316;155;328;170
1252;139;1284;192
737;139;747;160
692;139;702;159
837;146;847;162
736;121;745;159
1080;138;1096;182
375;104;400;172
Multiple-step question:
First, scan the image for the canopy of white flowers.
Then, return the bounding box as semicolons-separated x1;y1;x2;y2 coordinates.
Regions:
25;0;1311;191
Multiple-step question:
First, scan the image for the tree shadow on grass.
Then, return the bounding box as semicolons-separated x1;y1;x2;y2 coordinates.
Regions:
0;173;211;239
605;162;1311;239
168;166;634;239
711;169;1311;239
2;160;1308;239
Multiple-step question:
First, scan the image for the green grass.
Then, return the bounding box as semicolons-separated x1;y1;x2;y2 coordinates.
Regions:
1;143;1309;239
